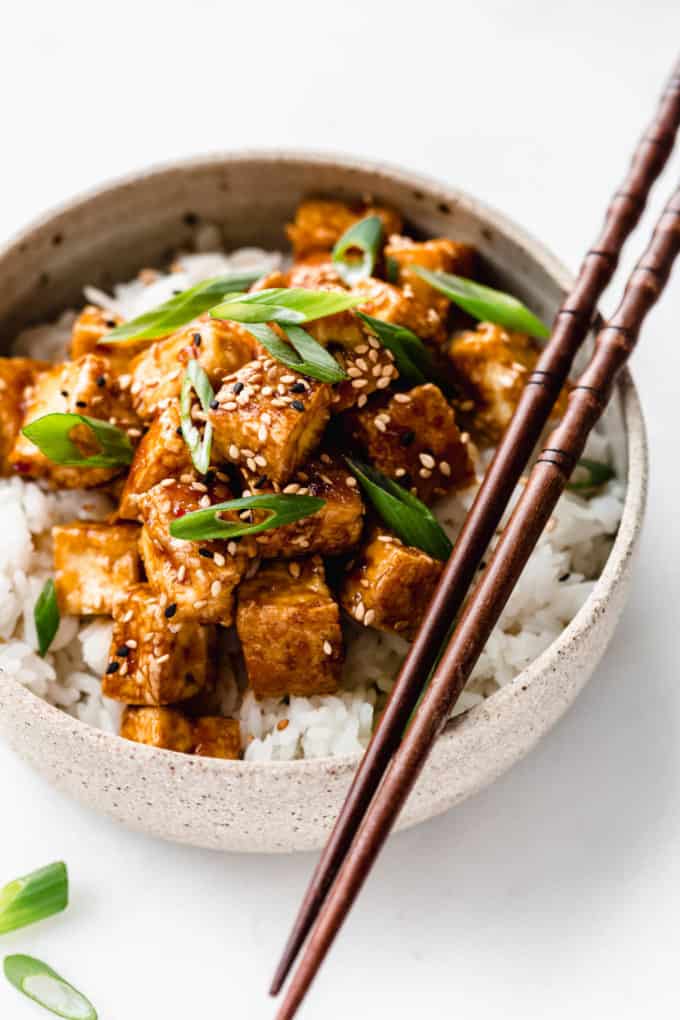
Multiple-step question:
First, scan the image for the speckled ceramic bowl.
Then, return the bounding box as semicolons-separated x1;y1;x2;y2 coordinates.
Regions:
0;153;647;852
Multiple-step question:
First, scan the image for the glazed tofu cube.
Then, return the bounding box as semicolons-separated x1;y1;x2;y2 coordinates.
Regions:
449;322;566;441
353;277;445;343
138;479;249;625
244;455;365;558
340;531;443;639
9;354;139;488
237;556;343;699
331;340;399;413
118;401;192;520
343;383;475;502
129;318;255;420
208;357;331;484
0;357;44;474
102;583;215;704
69;306;148;375
192;717;241;759
286;252;347;290
53;522;142;616
286;199;402;257
120;706;195;753
384;235;475;326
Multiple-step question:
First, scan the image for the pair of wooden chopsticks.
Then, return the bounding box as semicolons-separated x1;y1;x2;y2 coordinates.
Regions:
272;58;680;1019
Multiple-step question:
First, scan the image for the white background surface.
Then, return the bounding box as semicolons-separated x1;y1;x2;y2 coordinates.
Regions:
0;3;679;1018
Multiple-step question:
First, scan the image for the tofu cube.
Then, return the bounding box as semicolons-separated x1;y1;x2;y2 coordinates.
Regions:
120;706;195;753
208;357;331;484
129;318;255;420
330;339;399;413
118;401;192;520
9;354;139;488
0;357;45;474
102;583;215;704
286;253;347;290
53;522;142;616
244;455;365;558
353;277;446;343
192;717;241;759
69;306;148;375
138;479;249;626
286;199;402;257
236;556;343;699
343;383;475;502
340;531;443;639
450;323;567;441
384;235;476;332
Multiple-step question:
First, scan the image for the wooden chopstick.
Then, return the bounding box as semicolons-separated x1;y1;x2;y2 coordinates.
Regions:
275;181;680;1020
270;57;680;998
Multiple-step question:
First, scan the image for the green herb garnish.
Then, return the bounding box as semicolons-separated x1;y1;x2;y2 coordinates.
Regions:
385;255;400;284
332;216;384;285
34;580;60;658
103;271;262;342
21;414;133;469
180;361;214;474
210;287;364;325
567;458;615;492
243;323;347;384
345;459;452;561
356;313;436;387
4;955;97;1020
0;862;67;935
413;267;550;339
169;493;325;541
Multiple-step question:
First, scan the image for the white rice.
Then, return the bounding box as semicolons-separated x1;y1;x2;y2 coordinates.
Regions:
0;241;625;761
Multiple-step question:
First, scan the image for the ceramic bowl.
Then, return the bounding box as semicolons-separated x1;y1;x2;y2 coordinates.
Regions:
0;152;647;852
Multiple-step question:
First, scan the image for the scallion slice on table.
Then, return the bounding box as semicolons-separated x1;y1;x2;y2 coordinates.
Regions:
209;287;364;324
0;862;67;935
566;458;615;492
356;312;439;387
34;579;60;658
242;323;347;384
332;215;384;285
345;459;452;561
180;361;214;474
21;414;133;469
4;955;96;1020
413;266;550;338
102;271;262;342
169;493;326;541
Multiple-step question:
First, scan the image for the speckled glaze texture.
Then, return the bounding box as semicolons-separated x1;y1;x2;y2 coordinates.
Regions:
0;153;647;852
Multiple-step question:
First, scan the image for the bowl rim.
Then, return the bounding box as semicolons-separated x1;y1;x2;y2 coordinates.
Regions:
0;149;648;774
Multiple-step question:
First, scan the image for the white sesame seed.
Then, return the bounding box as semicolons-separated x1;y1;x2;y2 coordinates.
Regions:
160;477;174;487
354;602;365;622
247;458;257;471
364;609;376;626
227;541;238;556
213;552;226;567
351;379;368;389
126;639;137;648
372;364;383;378
199;495;211;508
211;580;222;597
323;640;333;655
194;600;207;610
261;385;273;396
347;366;362;378
228;444;240;460
375;419;387;432
281;374;296;384
283;483;300;493
439;461;451;476
177;565;186;582
254;455;267;467
368;337;381;349
357;394;368;408
355;344;369;354
156;654;170;665
289;561;301;578
368;349;379;364
261;412;272;425
376;376;391;389
224;401;237;411
419;468;432;479
419;453;435;469
345;476;357;488
258;424;268;441
395;468;407;477
393;393;411;403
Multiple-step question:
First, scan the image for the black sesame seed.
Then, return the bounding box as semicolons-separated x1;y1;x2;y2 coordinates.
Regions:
185;672;195;685
399;430;416;447
199;548;214;559
254;475;268;489
400;472;412;488
96;375;106;387
106;661;120;674
209;399;219;410
183;211;199;226
176;426;183;437
116;646;130;658
60;390;69;398
105;319;117;328
75;401;87;408
232;381;244;395
204;469;216;484
172;289;183;296
291;400;305;412
192;332;202;346
164;603;177;618
290;382;307;394
559;572;570;582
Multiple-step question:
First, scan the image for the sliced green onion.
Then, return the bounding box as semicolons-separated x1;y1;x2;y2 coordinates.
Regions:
413;267;550;339
169;493;325;542
385;255;400;284
210;287;364;325
243;322;347;384
34;580;60;658
357;312;439;387
180;361;214;474
332;216;384;285
345;459;452;561
0;862;67;935
103;271;262;342
4;955;97;1020
567;458;615;492
21;413;133;469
